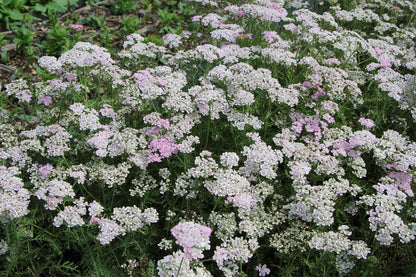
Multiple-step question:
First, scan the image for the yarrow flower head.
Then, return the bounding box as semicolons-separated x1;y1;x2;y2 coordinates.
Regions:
236;10;245;17
358;117;375;129
37;96;53;106
163;33;183;49
70;24;84;31
256;264;271;276
38;163;54;179
148;137;178;163
171;221;212;260
237;33;253;40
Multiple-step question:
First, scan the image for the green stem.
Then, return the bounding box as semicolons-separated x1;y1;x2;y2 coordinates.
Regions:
30;223;56;238
204;116;211;150
175;257;184;277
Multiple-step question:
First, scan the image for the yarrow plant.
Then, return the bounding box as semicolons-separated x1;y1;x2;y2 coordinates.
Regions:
1;0;416;276
70;24;84;31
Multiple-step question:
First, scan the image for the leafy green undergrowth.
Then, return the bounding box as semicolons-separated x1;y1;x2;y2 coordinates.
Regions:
0;0;197;81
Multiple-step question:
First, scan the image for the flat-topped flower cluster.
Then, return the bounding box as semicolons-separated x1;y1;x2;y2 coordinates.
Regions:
0;0;415;276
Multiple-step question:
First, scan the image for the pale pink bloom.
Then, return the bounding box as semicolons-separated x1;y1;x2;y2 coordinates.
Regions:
270;6;283;12
213;246;229;266
322;113;335;124
380;60;392;68
236;10;245;17
386;164;398;170
37;96;53;106
358;117;375;129
302;81;313;87
237;33;253;40
148;137;178;160
373;47;383;55
89;216;103;224
256;264;271;276
148;127;160;134
157;119;170;129
21;92;32;103
225;193;253;210
171;222;212;260
192;15;202;22
70;24;84;31
38;163;54;179
388;171;413;196
148;153;163;163
325;57;339;65
311;86;326;100
262;31;279;43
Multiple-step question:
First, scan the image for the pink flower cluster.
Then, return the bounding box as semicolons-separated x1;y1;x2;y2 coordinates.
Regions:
256;264;271;276
70;24;84;31
149;119;171;135
170;222;212;260
148;137;178;163
388;171;413;196
290;112;328;141
37;96;53;106
237;33;253;40
38;163;54;179
302;81;333;100
358;117;375;129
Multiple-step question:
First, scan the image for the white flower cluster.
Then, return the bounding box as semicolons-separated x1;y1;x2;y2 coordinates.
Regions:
163;34;183;49
157;251;213;277
53;197;87;227
213;237;259;277
0;166;30;221
89;160;131;187
112;206;158;232
0;239;8;255
219;152;239;168
209;212;238;241
34;179;75;210
205;168;251;197
20;124;72;157
96;206;158;245
270;222;313;254
225;111;263;130
188;83;229;119
234;3;288;23
240;132;283;180
359;179;416;245
5;79;32;103
287;178;361;226
309;226;371;262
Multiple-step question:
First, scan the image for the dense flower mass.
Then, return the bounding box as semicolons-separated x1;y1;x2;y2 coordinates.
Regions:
170;221;212;260
1;0;416;276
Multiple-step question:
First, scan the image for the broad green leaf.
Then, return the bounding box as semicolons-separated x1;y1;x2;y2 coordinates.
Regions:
15;114;31;122
6;9;24;20
45;0;68;13
33;3;47;13
2;0;13;6
45;0;79;13
30;15;42;22
14;0;28;8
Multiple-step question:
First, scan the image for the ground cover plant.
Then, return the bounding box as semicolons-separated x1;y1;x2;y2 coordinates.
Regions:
1;0;416;276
